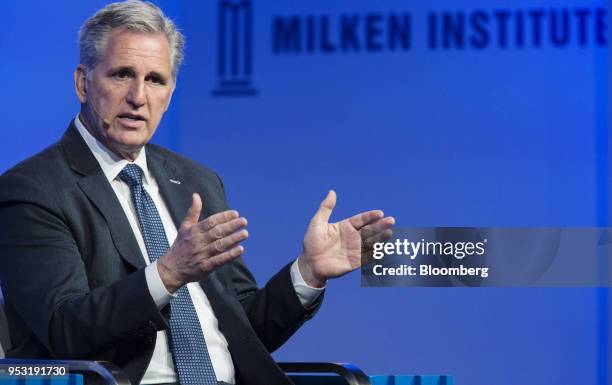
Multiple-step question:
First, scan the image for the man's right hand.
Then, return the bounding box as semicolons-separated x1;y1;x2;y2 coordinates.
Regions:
157;193;248;293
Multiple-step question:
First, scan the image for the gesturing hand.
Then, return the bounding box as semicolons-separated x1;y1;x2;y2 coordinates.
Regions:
157;193;248;293
298;190;395;288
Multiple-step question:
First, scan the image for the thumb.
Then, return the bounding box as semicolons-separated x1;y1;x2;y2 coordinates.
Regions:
311;190;336;224
180;193;202;231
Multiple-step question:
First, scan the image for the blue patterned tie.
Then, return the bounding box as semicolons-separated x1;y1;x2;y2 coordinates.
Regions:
119;163;218;385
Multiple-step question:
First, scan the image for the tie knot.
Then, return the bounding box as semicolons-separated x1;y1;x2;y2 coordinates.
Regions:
119;163;144;188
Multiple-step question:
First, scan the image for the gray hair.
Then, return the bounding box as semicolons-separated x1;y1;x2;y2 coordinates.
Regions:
79;0;185;78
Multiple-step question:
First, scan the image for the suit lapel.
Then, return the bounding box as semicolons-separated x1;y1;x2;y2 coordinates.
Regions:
61;123;145;270
146;149;192;229
78;176;146;270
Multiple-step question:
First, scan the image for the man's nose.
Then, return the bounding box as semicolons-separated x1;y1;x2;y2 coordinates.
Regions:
126;79;146;108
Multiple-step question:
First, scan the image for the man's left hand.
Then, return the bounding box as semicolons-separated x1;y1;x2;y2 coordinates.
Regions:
298;190;395;288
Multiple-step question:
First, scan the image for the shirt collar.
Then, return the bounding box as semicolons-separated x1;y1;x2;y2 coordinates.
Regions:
74;114;151;185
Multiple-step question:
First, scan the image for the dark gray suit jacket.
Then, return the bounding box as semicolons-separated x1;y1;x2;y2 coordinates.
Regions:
0;123;321;385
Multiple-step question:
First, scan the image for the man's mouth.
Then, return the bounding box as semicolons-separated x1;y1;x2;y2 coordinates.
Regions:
117;113;147;122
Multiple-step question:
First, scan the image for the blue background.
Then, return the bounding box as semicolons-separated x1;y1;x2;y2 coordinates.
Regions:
0;1;609;384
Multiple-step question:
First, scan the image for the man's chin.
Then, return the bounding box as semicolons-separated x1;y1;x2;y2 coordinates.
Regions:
112;130;150;145
107;136;149;160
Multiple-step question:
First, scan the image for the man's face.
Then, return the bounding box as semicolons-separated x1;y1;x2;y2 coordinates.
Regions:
75;29;175;160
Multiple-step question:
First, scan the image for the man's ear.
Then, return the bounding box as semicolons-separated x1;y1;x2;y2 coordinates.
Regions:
74;64;88;104
164;83;176;112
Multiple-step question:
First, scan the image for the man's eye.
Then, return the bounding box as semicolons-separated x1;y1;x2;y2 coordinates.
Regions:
148;76;165;85
114;71;131;79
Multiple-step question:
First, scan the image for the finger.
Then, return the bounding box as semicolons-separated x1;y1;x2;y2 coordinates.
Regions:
311;190;337;224
348;210;385;230
179;193;202;231
201;217;248;243
204;229;249;256
363;229;394;244
195;209;240;232
362;216;395;234
200;245;245;272
379;229;394;242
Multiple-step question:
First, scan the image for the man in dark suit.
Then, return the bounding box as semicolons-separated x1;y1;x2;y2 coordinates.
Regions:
0;2;394;385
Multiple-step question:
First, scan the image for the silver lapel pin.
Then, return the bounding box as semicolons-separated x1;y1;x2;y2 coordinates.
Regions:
169;179;181;185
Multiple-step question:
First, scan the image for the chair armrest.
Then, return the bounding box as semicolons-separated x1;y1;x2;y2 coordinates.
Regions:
278;362;371;385
0;359;130;385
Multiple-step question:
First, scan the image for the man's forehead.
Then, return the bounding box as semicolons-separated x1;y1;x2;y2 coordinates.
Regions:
102;29;171;69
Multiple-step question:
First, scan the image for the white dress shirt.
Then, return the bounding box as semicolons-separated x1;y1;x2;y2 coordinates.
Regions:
74;116;324;384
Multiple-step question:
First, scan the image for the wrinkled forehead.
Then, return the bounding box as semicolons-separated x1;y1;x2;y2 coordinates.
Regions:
99;29;173;74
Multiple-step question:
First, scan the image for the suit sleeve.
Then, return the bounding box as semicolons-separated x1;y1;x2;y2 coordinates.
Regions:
0;173;169;358
210;173;323;352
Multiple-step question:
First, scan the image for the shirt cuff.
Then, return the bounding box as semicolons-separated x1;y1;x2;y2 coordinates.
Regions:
145;261;175;309
290;259;325;308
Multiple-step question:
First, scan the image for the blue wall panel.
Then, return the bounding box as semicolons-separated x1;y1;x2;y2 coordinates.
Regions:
0;1;608;385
